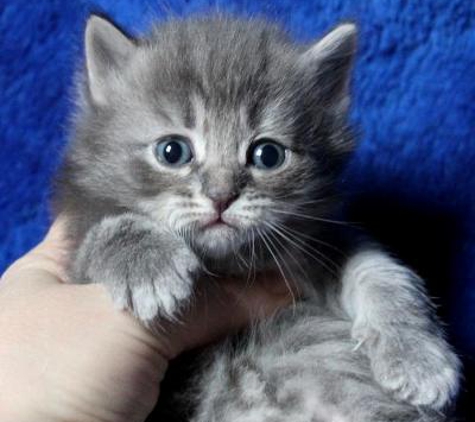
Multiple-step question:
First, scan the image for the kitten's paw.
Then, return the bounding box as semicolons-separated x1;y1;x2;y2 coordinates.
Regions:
111;245;200;323
74;215;202;324
353;326;460;409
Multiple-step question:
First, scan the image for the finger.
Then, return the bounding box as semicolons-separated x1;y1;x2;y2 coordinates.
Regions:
2;215;71;285
41;213;70;247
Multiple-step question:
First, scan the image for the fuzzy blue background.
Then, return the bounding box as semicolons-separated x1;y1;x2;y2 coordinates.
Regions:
1;0;474;416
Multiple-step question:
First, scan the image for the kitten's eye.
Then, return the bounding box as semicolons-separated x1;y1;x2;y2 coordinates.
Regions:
155;135;193;166
248;140;286;170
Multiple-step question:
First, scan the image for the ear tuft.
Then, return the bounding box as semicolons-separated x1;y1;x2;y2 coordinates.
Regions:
300;23;357;111
85;15;136;105
308;23;357;59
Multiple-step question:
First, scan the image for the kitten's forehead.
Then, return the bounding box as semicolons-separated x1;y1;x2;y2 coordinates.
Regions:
126;63;296;155
129;17;298;130
191;95;253;150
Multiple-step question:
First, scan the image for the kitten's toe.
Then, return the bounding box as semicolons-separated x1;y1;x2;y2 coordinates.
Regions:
130;282;161;322
156;270;195;319
133;249;200;323
355;327;460;409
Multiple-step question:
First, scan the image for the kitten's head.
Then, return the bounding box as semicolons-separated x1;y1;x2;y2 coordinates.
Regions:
66;15;356;258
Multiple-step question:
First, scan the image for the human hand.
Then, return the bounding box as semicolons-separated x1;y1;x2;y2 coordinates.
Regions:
0;218;293;422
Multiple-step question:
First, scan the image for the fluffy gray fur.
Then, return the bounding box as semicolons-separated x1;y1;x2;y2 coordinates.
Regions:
54;14;461;422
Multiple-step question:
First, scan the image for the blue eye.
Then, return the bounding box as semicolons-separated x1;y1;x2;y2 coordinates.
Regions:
248;140;286;170
155;135;193;166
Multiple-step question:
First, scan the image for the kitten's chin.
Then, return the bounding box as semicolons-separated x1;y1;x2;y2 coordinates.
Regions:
194;224;243;258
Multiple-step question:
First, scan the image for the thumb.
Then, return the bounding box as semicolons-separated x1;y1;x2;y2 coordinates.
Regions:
1;216;71;286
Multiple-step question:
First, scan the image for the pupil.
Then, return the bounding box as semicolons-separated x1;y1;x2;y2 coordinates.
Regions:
164;141;182;163
260;145;279;167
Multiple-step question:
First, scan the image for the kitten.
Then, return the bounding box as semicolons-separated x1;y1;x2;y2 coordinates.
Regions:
54;14;461;422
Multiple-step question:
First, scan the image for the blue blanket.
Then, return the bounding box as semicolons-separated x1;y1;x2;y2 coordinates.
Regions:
1;0;473;415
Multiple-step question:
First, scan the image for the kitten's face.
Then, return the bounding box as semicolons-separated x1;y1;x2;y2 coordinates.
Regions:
72;17;355;258
126;95;316;257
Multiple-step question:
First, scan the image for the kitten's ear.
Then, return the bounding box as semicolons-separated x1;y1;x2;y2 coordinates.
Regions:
85;15;136;105
300;23;357;113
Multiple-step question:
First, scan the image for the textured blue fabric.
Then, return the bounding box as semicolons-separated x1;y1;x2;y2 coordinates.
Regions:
1;0;474;415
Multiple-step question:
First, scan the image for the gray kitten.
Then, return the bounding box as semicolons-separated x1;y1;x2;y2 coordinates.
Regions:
54;14;461;422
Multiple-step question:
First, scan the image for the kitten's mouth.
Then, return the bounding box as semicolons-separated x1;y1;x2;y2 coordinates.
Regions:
194;214;245;257
202;216;233;230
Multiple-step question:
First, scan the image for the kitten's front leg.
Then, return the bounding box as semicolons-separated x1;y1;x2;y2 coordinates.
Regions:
71;214;200;324
340;247;461;410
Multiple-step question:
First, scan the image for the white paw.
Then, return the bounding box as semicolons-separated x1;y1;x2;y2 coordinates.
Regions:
353;326;461;409
76;215;202;324
103;244;200;324
132;248;200;323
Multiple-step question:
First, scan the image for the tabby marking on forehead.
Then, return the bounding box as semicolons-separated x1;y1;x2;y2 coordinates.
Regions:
188;94;208;163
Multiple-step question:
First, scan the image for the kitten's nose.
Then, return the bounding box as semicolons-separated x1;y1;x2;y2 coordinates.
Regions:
210;194;238;215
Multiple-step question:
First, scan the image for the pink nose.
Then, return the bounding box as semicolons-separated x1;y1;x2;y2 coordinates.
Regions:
212;195;237;214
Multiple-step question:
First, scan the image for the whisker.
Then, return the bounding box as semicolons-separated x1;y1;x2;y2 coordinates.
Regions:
236;247;250;272
272;209;353;227
256;227;297;308
285;199;336;207
262;229;300;298
264;224;312;287
246;227;258;287
273;222;341;272
266;221;340;277
277;224;347;257
238;228;257;291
